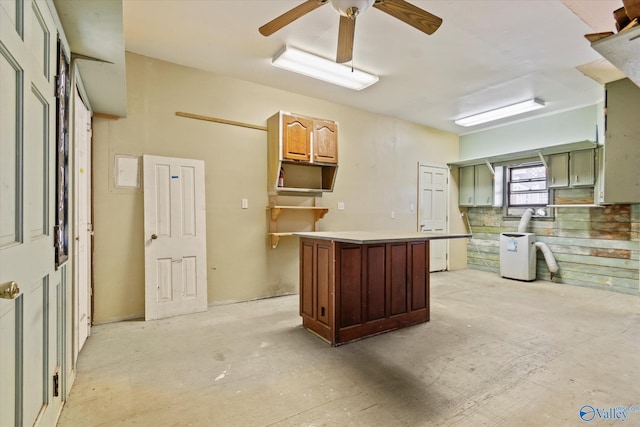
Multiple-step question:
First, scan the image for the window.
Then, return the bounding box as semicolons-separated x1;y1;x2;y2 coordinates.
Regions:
55;39;70;267
506;162;550;217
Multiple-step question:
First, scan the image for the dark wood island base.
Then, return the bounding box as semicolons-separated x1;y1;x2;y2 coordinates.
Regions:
296;231;470;346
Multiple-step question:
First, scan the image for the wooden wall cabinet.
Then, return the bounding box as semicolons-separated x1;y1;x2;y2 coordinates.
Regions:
267;111;338;195
548;150;594;188
569;149;595;187
300;238;430;346
282;114;312;161
459;165;493;206
548;153;569;188
267;111;338;247
591;26;640;88
459;166;475;206
313;119;338;163
475;165;494;206
598;78;640;203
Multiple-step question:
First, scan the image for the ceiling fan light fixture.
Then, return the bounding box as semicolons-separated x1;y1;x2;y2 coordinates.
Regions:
454;98;546;127
272;46;379;90
330;0;375;17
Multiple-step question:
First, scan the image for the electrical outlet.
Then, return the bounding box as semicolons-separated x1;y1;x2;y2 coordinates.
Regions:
241;199;248;209
337;202;345;211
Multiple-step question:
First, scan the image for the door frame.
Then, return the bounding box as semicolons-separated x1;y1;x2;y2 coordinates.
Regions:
70;66;92;365
417;162;450;271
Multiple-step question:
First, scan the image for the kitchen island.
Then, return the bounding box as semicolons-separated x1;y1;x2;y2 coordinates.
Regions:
294;231;470;346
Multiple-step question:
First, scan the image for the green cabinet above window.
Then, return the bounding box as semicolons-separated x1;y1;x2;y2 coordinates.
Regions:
548;153;569;188
547;149;594;188
569;149;595;187
459;165;493;207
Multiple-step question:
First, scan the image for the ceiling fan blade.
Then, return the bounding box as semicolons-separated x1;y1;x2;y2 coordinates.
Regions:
336;15;355;63
373;0;442;35
259;0;328;36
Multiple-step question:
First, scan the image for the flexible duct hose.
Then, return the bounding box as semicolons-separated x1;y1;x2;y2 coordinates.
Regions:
517;208;558;278
535;241;559;277
518;208;534;232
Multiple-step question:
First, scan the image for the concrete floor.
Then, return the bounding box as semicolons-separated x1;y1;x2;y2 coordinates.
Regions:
58;269;640;426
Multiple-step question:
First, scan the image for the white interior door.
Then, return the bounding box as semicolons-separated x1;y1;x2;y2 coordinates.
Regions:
418;164;449;272
1;1;63;425
73;87;91;354
143;155;208;320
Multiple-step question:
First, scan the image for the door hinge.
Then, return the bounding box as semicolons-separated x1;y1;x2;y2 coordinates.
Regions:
53;225;59;247
53;371;60;397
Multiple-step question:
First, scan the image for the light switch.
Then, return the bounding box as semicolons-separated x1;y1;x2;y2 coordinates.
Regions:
241;199;248;209
337;202;345;211
391;211;396;219
410;203;415;211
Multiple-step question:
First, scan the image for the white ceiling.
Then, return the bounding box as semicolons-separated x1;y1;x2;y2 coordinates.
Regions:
120;0;625;134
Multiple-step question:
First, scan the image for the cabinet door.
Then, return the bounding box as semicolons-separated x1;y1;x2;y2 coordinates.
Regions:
548;153;569;188
300;239;334;336
315;240;333;328
282;114;312;161
313;119;338;163
570;149;594;187
459;166;475;206
602;79;640;203
475;165;493;206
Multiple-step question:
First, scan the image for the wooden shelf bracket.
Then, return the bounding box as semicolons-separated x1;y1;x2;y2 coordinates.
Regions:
270;234;281;249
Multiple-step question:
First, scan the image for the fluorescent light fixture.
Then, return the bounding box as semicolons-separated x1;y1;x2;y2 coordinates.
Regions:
454;98;546;127
272;46;379;91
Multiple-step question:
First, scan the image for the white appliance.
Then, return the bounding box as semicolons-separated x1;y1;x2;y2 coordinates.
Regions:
500;232;536;281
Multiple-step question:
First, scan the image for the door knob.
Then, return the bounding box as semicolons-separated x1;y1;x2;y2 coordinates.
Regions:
151;234;158;240
0;281;20;299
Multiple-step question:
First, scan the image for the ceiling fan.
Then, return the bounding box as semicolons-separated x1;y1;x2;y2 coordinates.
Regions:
259;0;442;64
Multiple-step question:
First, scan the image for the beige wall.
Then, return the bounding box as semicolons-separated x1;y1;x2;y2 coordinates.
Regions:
92;52;465;323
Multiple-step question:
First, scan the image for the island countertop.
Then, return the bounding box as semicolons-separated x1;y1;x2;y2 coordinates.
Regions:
292;230;471;245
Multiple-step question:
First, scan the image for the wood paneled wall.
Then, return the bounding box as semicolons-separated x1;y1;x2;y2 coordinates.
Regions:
464;188;640;295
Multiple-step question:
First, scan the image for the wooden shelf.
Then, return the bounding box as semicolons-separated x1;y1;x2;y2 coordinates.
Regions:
269;232;293;249
270;164;338;194
270;206;329;222
267;195;330;249
547;204;603;208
